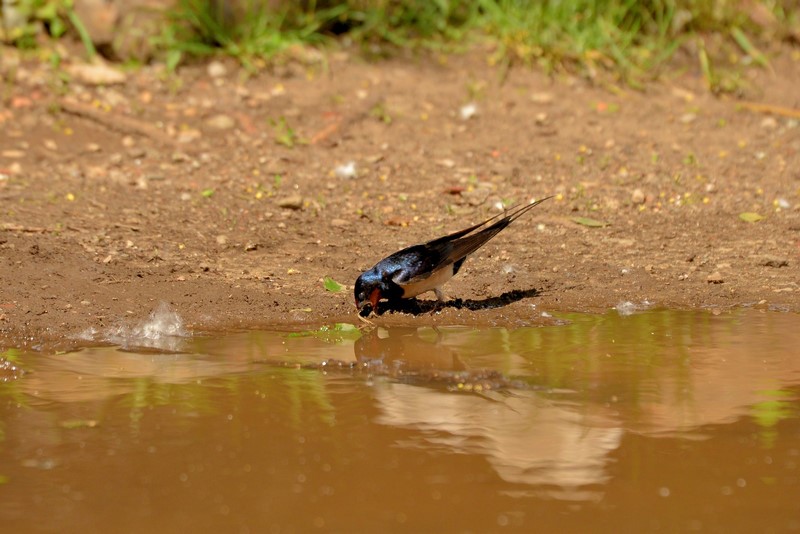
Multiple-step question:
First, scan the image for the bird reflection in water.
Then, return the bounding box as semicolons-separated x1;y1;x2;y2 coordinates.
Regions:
354;326;466;373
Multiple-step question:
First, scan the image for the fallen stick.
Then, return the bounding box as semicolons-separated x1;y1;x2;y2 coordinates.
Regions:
1;223;49;233
310;120;342;145
59;98;180;147
738;101;800;119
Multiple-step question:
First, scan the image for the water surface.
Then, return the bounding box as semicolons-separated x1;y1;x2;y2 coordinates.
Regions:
1;309;799;532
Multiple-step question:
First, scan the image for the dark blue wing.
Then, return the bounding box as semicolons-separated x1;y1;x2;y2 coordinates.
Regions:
392;197;551;285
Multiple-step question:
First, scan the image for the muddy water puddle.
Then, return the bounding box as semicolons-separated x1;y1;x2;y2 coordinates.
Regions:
1;309;799;532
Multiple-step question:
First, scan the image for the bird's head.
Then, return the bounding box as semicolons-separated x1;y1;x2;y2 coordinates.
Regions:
354;270;384;315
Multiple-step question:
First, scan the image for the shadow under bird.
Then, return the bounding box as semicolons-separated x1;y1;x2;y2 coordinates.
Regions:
354;196;552;316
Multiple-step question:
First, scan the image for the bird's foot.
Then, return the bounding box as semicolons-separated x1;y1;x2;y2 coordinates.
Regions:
431;288;447;314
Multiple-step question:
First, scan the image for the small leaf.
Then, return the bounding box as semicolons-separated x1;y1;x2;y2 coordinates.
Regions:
739;212;763;223
323;276;343;292
166;50;183;72
201;189;214;198
572;216;609;227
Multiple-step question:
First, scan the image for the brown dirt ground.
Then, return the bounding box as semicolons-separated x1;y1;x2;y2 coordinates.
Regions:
2;45;800;350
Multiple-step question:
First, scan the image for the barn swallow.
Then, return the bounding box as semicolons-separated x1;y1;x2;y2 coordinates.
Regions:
354;196;552;315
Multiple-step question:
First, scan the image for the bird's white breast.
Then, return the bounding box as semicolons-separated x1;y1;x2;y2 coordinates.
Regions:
397;263;455;298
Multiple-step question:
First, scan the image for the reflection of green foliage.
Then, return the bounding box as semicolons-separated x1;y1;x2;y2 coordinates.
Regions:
287;323;361;344
122;377;217;433
3;310;798;461
0;415;7;484
752;390;798;449
0;350;26;407
114;368;335;432
0;349;22;363
282;368;335;427
451;310;740;422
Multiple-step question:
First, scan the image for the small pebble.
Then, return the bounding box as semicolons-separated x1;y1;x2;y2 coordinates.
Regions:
177;129;202;143
278;195;303;210
334;162;357;179
66;61;126;85
207;60;227;78
707;272;724;284
616;301;637;316
530;92;554;104
459;103;478;120
760;117;778;129
631;188;645;204
206;114;236;130
127;147;146;159
762;256;789;268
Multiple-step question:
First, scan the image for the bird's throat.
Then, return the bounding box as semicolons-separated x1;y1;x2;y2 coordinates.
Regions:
369;288;381;310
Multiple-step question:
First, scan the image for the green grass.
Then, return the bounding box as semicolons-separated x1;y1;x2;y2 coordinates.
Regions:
474;0;680;84
155;0;796;89
156;0;344;70
4;0;798;88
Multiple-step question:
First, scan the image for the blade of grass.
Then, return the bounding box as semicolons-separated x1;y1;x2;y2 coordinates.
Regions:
730;26;769;68
65;8;97;59
697;38;716;92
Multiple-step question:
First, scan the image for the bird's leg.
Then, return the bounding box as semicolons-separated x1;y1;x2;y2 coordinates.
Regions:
431;287;447;314
357;313;375;326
